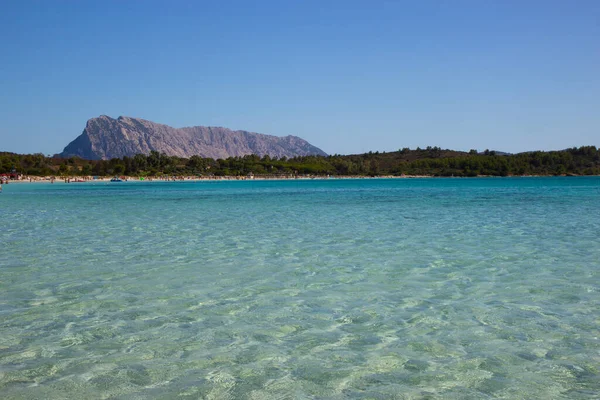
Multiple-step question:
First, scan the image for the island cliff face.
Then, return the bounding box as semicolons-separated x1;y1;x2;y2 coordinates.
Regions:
59;116;327;160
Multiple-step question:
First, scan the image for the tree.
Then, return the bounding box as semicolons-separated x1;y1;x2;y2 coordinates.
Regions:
133;153;148;171
148;151;162;169
58;164;69;176
113;164;125;175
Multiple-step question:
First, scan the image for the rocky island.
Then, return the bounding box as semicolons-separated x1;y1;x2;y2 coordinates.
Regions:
59;115;327;160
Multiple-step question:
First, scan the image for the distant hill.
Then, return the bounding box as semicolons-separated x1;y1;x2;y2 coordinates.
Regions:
58;115;327;160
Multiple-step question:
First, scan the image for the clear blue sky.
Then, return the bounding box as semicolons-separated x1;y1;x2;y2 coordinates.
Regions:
1;0;598;156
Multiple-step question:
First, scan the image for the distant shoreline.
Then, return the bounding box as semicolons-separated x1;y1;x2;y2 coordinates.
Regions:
3;146;598;179
4;175;430;184
3;173;596;184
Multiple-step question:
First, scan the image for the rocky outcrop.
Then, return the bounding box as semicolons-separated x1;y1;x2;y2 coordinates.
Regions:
59;115;327;160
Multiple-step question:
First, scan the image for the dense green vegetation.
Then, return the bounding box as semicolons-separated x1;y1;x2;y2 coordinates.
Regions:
1;146;599;178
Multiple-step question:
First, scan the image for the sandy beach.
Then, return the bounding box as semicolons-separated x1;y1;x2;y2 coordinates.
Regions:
4;174;436;184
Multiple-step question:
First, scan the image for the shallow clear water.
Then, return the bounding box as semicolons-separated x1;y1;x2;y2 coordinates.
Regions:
1;177;599;399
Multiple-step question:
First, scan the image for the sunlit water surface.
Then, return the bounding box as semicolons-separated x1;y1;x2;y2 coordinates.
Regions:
1;178;599;399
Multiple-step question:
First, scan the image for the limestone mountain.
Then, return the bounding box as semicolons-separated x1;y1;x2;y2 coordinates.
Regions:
59;115;327;160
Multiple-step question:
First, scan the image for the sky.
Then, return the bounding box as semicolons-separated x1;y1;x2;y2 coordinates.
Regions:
0;0;598;156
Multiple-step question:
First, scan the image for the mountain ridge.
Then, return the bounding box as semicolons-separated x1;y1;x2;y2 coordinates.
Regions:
59;115;327;160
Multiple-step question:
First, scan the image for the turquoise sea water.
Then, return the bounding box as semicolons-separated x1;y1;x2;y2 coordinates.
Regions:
1;177;599;399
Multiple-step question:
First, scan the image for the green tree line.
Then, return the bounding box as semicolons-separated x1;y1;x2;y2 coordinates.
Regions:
1;146;599;178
